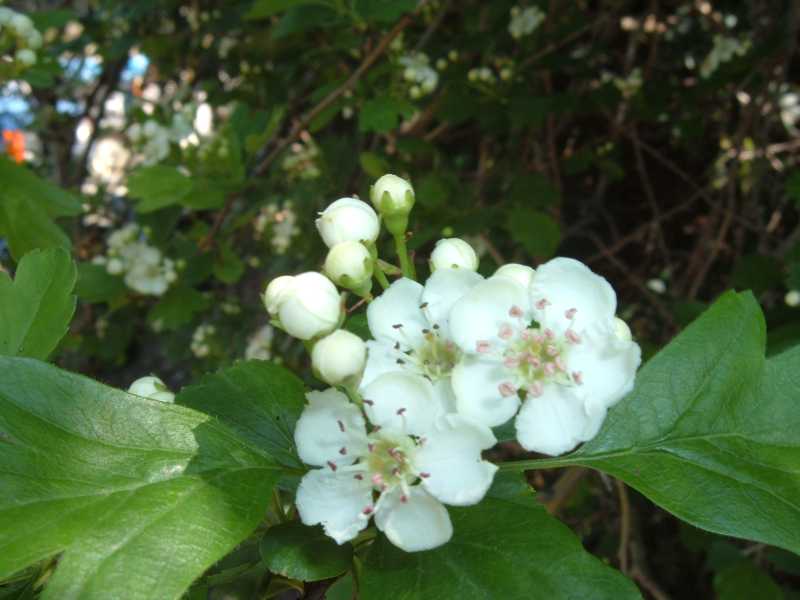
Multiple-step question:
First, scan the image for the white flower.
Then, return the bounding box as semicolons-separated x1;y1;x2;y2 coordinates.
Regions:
15;49;36;67
245;325;274;361
398;53;438;96
371;174;415;216
10;13;34;37
448;257;641;456
430;238;479;272
270;272;343;340
312;329;367;385
786;290;800;308
508;6;545;39
359;270;484;412
316;197;379;247
264;275;297;316
294;388;497;551
324;241;373;292
128;375;175;403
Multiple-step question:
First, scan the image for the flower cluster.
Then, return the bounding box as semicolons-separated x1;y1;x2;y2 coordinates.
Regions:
508;6;546;40
699;34;750;79
127;121;173;166
0;8;42;72
93;224;177;296
191;323;216;358
265;173;640;552
398;52;438;99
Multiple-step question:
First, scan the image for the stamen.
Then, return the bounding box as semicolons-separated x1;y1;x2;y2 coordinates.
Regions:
432;324;440;330
565;329;581;344
554;357;566;372
535;298;550;310
327;461;338;471
543;362;556;376
498;382;517;397
363;398;374;406
419;472;431;478
337;419;345;432
354;474;364;480
476;340;491;353
400;494;408;503
396;358;406;364
392;323;403;329
544;328;555;340
528;381;544;397
394;342;401;350
396;407;407;416
419;302;429;309
572;371;584;385
546;344;559;357
565;307;577;320
526;354;541;368
362;506;374;515
372;473;384;486
498;324;514;340
504;356;519;368
339;446;347;455
368;443;375;453
509;305;524;318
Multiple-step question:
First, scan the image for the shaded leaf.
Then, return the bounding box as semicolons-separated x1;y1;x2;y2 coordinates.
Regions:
260;522;351;581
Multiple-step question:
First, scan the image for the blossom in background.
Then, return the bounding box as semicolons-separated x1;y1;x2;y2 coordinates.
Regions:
359;269;484;414
2;130;25;163
294;388;497;551
254;202;300;254
191;324;216;357
127;120;171;165
399;52;438;98
448;257;641;456
508;6;546;40
245;324;275;361
93;224;177;296
128;375;175;403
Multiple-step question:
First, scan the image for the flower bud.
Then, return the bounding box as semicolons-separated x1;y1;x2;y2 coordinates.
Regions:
315;197;379;248
493;263;535;289
324;241;373;295
311;329;366;385
10;13;33;36
370;174;415;235
430;238;479;271
786;289;800;308
277;272;342;340
16;48;36;67
128;376;175;403
263;275;296;316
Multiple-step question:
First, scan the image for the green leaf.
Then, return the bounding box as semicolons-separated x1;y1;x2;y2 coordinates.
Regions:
259;523;352;581
0;248;76;360
245;0;327;20
505;208;561;258
127;165;193;213
359;152;390;179
147;286;210;330
212;243;245;284
177;361;306;469
0;158;81;260
360;473;639;600
359;97;415;133
0;357;281;600
562;291;800;555
508;173;560;209
75;263;126;305
353;0;416;22
182;179;228;210
714;561;783;600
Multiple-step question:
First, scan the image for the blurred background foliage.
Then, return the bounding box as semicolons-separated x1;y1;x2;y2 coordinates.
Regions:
2;0;800;597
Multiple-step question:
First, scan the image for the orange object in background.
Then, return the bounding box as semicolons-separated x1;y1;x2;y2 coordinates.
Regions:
2;130;25;163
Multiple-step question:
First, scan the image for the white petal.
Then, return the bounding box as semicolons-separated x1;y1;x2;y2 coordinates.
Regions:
449;277;530;353
431;378;458;414
420;268;484;338
360;340;419;390
530;257;617;333
296;468;373;545
493;263;535;289
515;385;601;456
416;414;498;506
452;356;520;427
294;388;368;467
374;487;453;552
360;371;442;436
367;278;427;351
567;328;641;416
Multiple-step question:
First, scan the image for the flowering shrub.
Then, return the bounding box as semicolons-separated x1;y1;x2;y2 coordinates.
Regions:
1;1;800;599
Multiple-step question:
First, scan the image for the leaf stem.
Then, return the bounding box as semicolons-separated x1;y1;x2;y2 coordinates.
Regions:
373;264;390;289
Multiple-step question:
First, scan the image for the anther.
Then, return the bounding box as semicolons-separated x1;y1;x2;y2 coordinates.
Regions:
526;354;541;368
498;382;517;397
337;419;345;432
476;340;491;353
509;305;524;318
528;381;544;397
543;362;556;376
339;446;347;455
363;398;374;406
400;494;408;503
420;472;431;478
554;357;566;372
362;506;374;515
327;461;338;471
535;298;550;310
372;473;383;486
396;358;406;365
498;324;514;340
394;342;401;350
503;357;519;368
544;328;555;340
419;302;429;309
572;371;584;385
565;329;581;344
392;323;403;329
422;328;430;334
432;324;440;330
546;344;559;357
565;307;577;320
368;443;375;453
354;474;364;480
396;407;407;416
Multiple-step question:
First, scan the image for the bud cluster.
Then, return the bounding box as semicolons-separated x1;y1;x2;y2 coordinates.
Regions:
0;8;42;73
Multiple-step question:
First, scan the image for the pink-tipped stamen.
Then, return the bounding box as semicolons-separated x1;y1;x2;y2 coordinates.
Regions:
498;382;517;397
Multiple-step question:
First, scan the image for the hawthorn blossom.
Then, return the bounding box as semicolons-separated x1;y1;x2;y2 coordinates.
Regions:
448;257;641;456
294;388;497;552
359;269;484;413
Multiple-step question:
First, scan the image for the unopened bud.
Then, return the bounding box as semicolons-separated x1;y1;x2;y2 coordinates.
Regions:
324;241;373;295
430;238;479;271
128;376;175;403
316;197;379;248
16;48;36;67
276;272;342;340
370;174;415;235
263;275;296;316
311;329;366;385
786;289;800;308
493;263;535;289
